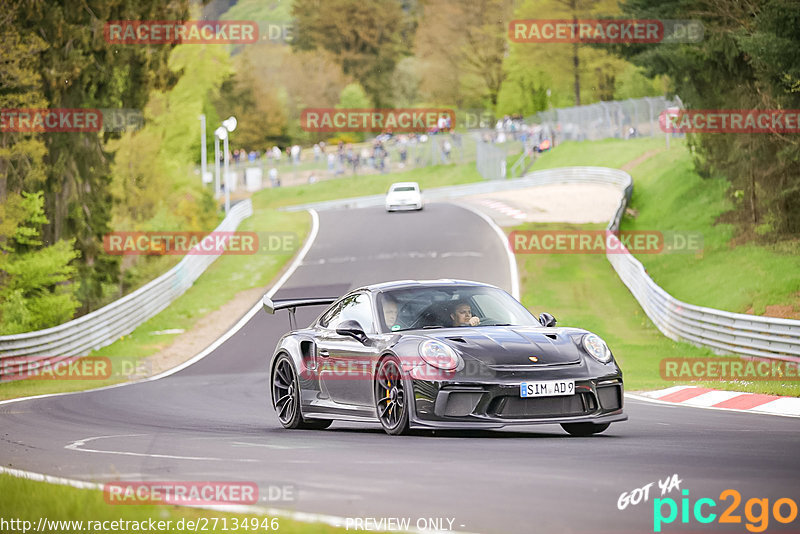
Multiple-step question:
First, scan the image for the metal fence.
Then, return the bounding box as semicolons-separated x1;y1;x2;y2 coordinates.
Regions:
0;199;254;363
475;138;508;180
530;96;683;142
209;132;483;191
516;166;800;362
208;128;530;192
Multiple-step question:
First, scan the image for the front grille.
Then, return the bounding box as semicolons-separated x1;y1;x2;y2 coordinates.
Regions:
442;392;484;416
597;385;622;410
489;392;596;418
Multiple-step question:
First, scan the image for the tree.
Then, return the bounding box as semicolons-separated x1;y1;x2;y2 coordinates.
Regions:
291;0;414;107
216;45;292;151
504;0;630;112
455;0;514;108
0;192;80;334
414;0;513;109
0;8;47;202
333;83;373;141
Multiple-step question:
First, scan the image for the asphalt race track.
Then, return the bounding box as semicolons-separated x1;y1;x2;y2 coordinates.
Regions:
2;203;799;534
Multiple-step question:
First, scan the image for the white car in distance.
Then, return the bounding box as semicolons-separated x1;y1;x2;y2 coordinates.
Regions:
385;182;423;212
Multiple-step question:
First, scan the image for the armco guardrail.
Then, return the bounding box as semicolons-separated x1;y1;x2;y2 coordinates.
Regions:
0;199;253;361
519;166;800;362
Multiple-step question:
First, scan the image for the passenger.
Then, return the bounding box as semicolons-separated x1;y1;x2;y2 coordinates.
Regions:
450;301;480;327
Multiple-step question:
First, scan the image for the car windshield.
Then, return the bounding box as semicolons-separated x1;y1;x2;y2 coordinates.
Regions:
391;186;416;192
376;285;538;333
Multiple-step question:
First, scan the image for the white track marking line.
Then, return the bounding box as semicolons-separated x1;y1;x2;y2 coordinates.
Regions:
65;434;258;462
0;209;320;407
477;199;527;220
453;203;520;300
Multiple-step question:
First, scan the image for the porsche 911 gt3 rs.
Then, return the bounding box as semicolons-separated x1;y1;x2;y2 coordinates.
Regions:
262;279;626;436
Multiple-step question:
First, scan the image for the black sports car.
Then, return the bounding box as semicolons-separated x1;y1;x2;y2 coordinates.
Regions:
263;280;626;436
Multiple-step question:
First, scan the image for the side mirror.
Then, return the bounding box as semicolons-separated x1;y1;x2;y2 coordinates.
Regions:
336;320;369;344
538;312;557;328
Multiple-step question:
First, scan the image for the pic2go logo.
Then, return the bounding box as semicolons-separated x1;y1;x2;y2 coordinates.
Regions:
654;489;798;532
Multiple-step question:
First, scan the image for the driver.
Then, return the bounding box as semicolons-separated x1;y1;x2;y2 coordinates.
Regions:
450;301;480;327
382;295;401;331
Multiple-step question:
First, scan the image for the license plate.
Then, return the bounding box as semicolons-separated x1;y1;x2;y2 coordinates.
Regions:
520;380;575;398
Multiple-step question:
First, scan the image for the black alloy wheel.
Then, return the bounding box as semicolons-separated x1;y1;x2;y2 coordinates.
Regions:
375;357;410;435
272;355;331;430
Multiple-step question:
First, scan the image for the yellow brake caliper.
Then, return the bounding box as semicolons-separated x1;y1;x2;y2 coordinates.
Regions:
387;378;392;417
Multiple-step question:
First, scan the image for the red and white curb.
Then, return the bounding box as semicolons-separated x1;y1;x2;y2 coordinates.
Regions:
630;386;800;417
478;199;527;220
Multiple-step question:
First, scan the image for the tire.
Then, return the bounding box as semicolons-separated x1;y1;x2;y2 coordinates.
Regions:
301;418;333;430
271;355;332;430
375;356;410;435
561;422;610;436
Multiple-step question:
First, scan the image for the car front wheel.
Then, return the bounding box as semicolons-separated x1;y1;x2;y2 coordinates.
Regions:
561;422;610;436
375;357;410;435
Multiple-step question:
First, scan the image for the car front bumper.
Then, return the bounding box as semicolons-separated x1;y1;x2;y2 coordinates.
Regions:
386;202;422;211
408;375;626;429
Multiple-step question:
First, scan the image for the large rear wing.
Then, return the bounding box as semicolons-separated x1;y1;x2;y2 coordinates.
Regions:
262;295;338;330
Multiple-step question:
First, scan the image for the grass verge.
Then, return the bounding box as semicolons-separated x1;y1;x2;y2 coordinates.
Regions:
0;473;348;534
530;136;666;170
528;136;799;315
258;161;482;209
619;142;800;316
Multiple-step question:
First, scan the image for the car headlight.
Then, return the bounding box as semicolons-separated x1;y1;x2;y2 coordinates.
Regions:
582;334;612;363
419;340;459;370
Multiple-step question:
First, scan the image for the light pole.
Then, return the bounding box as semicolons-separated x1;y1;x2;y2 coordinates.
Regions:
199;114;208;185
223;132;230;214
218;116;237;215
214;127;223;198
